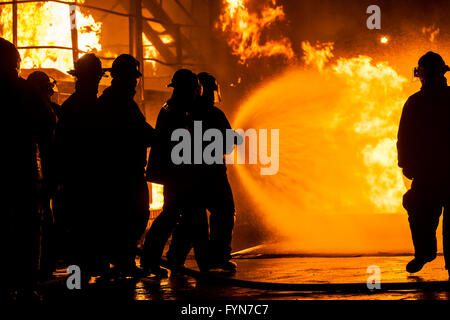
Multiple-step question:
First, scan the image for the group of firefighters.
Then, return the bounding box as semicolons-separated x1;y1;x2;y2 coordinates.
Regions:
1;36;240;300
2;31;450;301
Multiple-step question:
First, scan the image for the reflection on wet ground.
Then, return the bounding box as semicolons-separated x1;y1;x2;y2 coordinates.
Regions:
39;256;449;301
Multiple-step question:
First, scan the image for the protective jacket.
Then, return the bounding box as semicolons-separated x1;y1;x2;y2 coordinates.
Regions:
397;79;450;181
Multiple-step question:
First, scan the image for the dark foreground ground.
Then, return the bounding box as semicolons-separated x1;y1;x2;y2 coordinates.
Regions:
34;255;449;301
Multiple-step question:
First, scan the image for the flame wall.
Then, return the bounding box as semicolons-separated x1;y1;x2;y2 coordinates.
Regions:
220;0;450;254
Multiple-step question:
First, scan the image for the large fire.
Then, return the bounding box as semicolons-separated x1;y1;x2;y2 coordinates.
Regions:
218;0;294;63
301;41;409;214
143;33;173;75
0;0;101;70
150;183;164;211
216;0;439;253
231;42;417;253
0;1;164;73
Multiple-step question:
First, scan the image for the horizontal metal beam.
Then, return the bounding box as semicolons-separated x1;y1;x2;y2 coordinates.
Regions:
0;0;201;27
142;0;201;62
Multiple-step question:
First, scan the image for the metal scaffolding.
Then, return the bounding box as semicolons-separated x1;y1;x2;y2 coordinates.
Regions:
3;0;207;66
2;0;210;108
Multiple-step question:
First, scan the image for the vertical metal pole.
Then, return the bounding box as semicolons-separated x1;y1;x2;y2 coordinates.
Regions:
133;0;145;115
129;0;135;55
12;0;17;46
69;2;79;68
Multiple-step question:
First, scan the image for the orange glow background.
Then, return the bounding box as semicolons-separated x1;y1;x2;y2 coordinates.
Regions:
221;0;447;254
229;49;445;254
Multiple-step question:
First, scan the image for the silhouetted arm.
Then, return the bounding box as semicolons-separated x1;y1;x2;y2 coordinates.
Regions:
141;119;155;147
214;107;243;155
397;98;417;179
28;86;57;191
129;100;155;147
146;106;173;184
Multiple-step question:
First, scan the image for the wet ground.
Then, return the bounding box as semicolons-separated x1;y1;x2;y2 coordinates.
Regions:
37;255;449;301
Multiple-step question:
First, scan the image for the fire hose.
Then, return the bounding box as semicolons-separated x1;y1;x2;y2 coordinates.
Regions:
159;259;450;293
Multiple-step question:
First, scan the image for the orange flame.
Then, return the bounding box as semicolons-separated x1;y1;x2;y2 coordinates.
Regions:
330;52;407;212
143;33;158;71
142;33;173;75
422;25;440;42
150;183;164;211
0;0;101;71
232;42;412;252
218;0;294;63
301;41;334;71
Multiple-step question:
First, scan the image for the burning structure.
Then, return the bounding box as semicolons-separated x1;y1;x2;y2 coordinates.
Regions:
1;0;450;256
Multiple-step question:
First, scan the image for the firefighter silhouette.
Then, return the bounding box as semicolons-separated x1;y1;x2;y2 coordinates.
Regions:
397;51;450;275
98;54;154;276
27;70;61;280
1;38;54;300
141;69;207;277
166;72;242;272
54;53;108;283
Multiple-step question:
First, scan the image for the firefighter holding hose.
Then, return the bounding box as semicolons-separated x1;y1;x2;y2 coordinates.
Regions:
166;72;242;273
397;51;450;276
141;69;207;277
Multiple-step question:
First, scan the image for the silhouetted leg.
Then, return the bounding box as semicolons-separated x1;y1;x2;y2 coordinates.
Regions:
189;209;210;271
86;182;110;276
166;218;194;267
135;181;151;242
142;184;181;270
63;190;91;287
112;179;150;272
8;185;40;293
131;180;151;268
52;187;72;264
208;175;236;265
443;202;450;270
109;184;129;272
64;182;108;284
166;206;209;267
209;210;235;264
39;205;57;279
403;183;442;263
